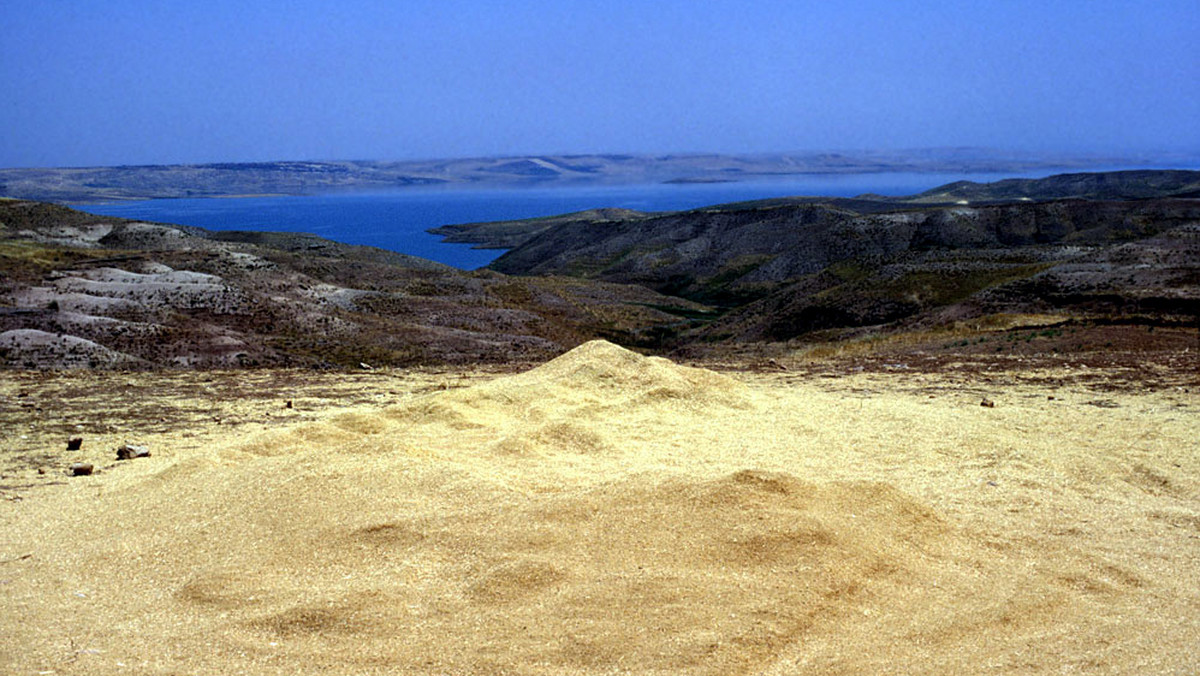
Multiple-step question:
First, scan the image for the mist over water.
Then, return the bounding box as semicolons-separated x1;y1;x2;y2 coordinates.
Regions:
78;171;1064;269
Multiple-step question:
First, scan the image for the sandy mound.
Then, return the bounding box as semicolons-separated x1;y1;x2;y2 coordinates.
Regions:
392;339;752;459
488;338;750;406
232;340;751;463
2;343;1197;674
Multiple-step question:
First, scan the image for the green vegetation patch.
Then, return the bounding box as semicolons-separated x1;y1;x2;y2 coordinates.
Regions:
563;246;641;277
825;260;874;284
0;241;131;282
884;263;1050;306
490;281;535;305
639;303;721;322
267;330;426;368
691;254;777;306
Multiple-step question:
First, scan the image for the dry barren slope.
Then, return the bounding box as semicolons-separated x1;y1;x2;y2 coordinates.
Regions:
2;341;1197;675
0;200;706;368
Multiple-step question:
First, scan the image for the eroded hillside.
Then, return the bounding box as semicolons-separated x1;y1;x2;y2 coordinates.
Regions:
0;200;703;368
3;170;1199;368
440;172;1200;343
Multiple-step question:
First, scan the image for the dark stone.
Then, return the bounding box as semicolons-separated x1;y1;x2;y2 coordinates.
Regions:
66;437;83;451
117;444;151;460
69;463;94;476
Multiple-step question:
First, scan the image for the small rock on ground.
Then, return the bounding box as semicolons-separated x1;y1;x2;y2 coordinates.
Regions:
117;444;151;460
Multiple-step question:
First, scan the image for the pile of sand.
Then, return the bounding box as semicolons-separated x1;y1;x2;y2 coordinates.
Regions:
2;341;1197;674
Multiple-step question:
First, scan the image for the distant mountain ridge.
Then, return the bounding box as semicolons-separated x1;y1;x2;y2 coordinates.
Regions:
0;151;1177;203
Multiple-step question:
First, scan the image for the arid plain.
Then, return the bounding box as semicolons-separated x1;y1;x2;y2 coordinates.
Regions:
2;336;1197;675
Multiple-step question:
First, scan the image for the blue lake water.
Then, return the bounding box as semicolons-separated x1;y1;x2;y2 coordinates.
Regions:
78;171;1068;269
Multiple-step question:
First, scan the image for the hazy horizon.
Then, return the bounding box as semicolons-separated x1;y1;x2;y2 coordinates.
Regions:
3;1;1198;169
10;147;1199;173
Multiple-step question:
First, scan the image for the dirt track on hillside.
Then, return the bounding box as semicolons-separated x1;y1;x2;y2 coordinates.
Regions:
1;342;1198;674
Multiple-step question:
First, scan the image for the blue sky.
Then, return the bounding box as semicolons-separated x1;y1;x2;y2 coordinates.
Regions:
2;0;1198;168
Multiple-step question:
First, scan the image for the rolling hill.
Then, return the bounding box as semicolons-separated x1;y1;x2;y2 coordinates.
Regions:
440;171;1200;343
3;170;1198;368
0;200;703;368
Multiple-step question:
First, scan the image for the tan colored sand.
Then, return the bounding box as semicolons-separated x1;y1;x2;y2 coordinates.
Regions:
1;341;1198;674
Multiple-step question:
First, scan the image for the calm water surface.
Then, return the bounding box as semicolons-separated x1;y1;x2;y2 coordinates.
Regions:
78;171;1064;269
